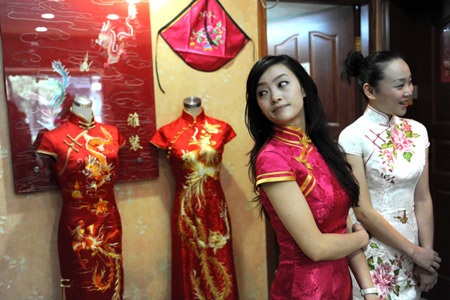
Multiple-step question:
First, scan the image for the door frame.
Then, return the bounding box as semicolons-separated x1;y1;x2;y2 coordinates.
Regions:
257;0;388;58
256;0;390;291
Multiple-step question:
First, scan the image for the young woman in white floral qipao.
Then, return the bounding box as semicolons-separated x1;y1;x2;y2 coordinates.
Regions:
339;50;441;300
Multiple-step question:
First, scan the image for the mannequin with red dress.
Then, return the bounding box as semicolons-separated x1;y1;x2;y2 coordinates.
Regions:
150;97;239;300
37;96;125;300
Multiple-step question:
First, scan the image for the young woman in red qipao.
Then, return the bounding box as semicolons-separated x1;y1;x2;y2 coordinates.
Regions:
245;55;378;300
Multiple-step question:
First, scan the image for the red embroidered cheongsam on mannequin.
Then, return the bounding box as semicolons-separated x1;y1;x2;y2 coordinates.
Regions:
150;107;239;300
256;125;352;300
37;109;125;300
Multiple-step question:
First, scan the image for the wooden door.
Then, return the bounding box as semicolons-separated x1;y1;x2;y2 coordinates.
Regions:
387;2;450;297
267;5;357;138
424;16;450;299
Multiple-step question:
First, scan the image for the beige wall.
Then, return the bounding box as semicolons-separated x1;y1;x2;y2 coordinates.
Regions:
0;0;267;299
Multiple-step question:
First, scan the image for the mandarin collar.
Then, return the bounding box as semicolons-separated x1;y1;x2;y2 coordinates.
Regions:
181;107;205;123
364;105;400;127
68;108;96;130
274;124;311;145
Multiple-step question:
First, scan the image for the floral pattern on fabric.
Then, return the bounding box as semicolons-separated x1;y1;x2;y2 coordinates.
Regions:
339;105;429;300
368;242;413;300
379;120;421;184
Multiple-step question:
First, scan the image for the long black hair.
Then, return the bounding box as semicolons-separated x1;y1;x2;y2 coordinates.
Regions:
342;50;404;101
245;55;360;211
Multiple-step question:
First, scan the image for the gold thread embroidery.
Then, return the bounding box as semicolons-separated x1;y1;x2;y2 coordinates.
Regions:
176;121;234;299
60;131;87;175
64;135;83;153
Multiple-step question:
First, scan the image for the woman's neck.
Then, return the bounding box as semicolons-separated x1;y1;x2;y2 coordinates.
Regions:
368;102;393;119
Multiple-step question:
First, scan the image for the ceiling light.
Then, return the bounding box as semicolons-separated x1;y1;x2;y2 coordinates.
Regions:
35;27;48;32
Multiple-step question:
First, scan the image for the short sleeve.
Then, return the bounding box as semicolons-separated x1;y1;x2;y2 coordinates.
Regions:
223;123;236;144
415;121;430;149
36;132;57;159
338;125;363;156
255;150;295;186
149;128;169;150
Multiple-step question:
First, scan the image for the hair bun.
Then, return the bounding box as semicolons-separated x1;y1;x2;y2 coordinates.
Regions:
345;50;364;76
342;50;364;80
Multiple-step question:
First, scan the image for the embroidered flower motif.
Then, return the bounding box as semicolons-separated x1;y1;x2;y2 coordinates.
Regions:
391;128;414;153
93;198;109;216
391;253;405;269
368;243;410;299
372;262;398;298
402;122;412;132
404;269;414;291
189;11;225;51
208;230;227;254
378;120;420;184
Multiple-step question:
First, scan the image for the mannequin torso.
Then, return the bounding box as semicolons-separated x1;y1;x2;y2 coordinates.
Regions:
72;96;93;120
183;96;202;117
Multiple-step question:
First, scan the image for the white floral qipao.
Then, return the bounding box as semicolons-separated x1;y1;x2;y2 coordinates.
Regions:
339;105;429;300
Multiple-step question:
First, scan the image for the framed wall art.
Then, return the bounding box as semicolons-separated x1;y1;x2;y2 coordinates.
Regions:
0;0;158;193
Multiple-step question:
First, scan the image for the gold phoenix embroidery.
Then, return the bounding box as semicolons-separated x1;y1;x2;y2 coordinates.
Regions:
178;122;233;299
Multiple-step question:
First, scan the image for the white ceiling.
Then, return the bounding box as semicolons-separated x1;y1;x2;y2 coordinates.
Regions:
266;1;337;22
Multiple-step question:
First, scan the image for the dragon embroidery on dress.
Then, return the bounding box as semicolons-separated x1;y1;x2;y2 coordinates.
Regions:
378;120;420;184
94;0;138;67
70;127;115;216
69;220;122;299
83;127;115;191
177;122;234;299
71;181;84;200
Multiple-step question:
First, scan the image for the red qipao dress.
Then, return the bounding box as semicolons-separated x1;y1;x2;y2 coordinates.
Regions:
150;108;239;300
256;125;352;300
37;110;125;300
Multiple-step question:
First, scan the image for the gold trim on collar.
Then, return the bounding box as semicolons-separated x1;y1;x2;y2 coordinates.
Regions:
274;127;311;146
79;120;96;131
